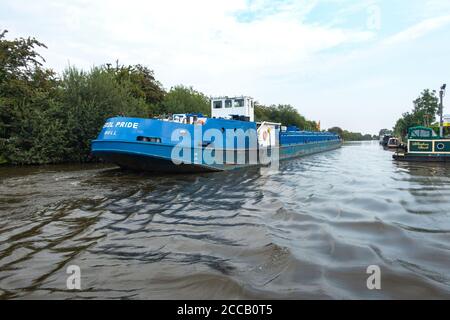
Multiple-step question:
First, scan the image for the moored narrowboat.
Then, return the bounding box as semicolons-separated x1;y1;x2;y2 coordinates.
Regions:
380;134;392;147
386;137;400;149
393;126;450;162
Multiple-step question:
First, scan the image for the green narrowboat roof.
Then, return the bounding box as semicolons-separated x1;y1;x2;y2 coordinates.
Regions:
407;126;440;139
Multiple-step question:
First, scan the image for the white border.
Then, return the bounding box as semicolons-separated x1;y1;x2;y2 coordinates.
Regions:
408;139;450;154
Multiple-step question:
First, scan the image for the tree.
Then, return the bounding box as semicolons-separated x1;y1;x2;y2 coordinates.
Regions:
255;104;318;131
327;127;343;136
104;61;165;106
160;85;210;116
59;66;151;162
0;29;60;164
378;128;392;137
327;127;373;141
394;89;439;138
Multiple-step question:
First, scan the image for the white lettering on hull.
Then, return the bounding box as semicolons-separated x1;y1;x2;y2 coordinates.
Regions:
103;121;139;129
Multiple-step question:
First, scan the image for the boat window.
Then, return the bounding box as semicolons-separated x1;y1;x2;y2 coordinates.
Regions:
411;129;431;138
137;136;161;143
225;100;232;108
234;99;244;108
213;101;223;109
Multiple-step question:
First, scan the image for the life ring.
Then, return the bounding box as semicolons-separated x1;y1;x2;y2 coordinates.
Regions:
436;143;445;150
263;131;268;141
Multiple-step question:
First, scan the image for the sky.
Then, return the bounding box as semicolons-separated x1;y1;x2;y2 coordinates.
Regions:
1;0;450;134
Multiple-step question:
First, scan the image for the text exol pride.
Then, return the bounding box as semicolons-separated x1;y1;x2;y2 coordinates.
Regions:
103;121;139;129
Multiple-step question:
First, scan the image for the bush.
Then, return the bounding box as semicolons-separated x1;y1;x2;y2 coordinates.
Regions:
160;85;210;116
59;66;152;162
255;104;318;131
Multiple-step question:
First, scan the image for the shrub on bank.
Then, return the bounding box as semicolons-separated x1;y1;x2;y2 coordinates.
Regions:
58;67;154;163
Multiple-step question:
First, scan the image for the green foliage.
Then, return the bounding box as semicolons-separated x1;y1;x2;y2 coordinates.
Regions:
327;126;343;137
0;29;61;164
160;85;210;116
393;89;439;138
0;29;46;84
327;126;373;141
378;128;392;137
255;104;318;131
58;66;152;162
104;61;165;106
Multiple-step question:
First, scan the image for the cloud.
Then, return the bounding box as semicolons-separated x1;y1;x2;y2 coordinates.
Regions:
3;0;448;133
0;1;374;78
383;14;450;45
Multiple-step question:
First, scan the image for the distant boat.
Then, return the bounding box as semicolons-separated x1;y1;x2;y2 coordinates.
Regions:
91;96;342;172
380;134;392;147
386;137;400;149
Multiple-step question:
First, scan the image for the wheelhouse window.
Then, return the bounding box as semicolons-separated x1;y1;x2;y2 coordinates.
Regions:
225;99;232;108
213;100;223;109
234;99;244;107
411;129;431;138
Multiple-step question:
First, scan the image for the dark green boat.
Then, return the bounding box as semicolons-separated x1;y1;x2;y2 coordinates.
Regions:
393;126;450;162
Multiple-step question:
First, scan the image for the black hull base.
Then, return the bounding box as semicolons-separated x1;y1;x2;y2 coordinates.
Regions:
96;152;220;173
93;140;343;173
393;154;450;162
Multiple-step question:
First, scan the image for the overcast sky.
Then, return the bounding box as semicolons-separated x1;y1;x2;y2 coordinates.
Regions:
1;0;450;134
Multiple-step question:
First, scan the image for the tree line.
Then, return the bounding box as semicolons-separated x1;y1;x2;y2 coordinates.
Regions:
327;127;376;141
392;89;441;139
1;30;366;165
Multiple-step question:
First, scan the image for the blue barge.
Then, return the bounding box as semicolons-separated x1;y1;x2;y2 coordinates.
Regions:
91;96;342;172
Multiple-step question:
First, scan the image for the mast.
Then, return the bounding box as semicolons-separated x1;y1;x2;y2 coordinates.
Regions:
439;83;446;137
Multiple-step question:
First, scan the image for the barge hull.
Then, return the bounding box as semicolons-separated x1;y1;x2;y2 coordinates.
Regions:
92;140;342;173
94;151;220;173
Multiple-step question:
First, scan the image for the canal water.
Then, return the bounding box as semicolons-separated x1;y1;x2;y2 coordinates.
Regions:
0;141;449;299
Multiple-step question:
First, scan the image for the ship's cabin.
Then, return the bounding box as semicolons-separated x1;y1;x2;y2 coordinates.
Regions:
210;96;255;122
387;137;400;147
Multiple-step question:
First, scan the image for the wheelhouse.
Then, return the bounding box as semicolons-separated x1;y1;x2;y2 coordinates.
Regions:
210;96;255;122
407;126;439;139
